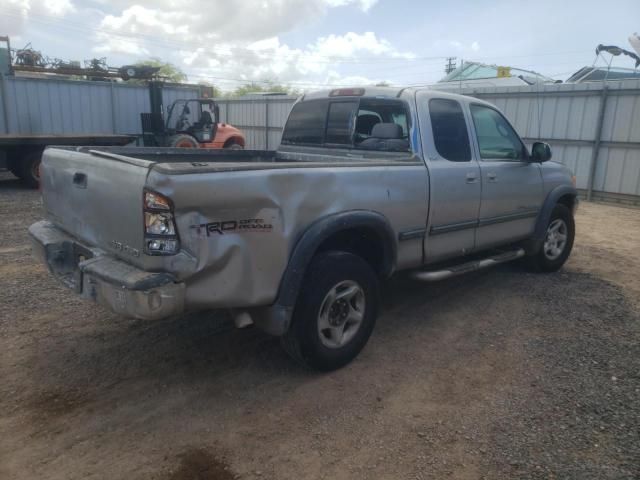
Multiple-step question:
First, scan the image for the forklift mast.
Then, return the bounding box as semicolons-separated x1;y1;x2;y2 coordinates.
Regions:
148;80;164;117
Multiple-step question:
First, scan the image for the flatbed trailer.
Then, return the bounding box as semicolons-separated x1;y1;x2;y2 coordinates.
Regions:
0;134;135;187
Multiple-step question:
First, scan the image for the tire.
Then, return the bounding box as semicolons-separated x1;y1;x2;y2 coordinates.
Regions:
19;150;43;189
281;251;379;371
224;142;243;150
168;134;199;148
526;204;575;272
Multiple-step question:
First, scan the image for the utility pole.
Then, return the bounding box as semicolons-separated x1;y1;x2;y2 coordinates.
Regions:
445;57;457;74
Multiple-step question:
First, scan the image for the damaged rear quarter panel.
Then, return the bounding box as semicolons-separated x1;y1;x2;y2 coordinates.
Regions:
146;162;428;309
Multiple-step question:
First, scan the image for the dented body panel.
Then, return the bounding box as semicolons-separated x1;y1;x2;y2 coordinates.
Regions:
146;161;428;308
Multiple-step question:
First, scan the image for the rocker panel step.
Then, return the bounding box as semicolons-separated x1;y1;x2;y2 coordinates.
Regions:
411;248;525;282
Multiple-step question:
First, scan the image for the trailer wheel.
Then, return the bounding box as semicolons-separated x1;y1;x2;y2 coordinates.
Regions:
168;134;199;148
19;150;43;189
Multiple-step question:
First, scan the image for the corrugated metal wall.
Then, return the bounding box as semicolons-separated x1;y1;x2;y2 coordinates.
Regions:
215;95;297;150
216;82;640;205
458;79;640;203
0;75;200;136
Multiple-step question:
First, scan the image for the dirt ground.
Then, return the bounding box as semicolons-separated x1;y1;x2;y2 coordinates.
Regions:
0;171;639;480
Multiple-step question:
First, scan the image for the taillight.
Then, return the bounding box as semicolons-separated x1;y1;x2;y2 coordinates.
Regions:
144;190;179;255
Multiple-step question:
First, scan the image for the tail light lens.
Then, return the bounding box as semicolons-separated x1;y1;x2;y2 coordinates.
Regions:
144;190;179;255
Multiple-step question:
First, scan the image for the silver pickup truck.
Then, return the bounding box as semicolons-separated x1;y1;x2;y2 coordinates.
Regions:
30;87;577;371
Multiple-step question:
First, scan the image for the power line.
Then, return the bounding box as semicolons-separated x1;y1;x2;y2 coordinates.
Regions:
3;7;591;67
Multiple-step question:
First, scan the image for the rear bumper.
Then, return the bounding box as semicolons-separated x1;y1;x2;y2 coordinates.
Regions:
29;220;185;320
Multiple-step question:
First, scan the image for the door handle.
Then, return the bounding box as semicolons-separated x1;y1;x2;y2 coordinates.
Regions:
465;172;478;184
487;172;497;182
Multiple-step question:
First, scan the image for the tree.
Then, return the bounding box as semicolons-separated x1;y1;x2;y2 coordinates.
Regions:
198;80;222;98
227;80;299;97
132;58;187;83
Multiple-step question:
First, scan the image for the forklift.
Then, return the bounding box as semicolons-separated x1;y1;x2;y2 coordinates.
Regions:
140;81;245;149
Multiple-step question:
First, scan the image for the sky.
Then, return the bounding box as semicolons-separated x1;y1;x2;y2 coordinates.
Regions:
1;0;639;91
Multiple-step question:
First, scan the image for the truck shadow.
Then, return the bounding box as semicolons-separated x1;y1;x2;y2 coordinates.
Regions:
25;265;502;384
22;262;625;425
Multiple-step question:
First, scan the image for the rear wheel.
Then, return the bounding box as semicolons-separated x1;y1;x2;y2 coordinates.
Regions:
19;150;43;189
281;251;379;371
526;204;575;272
224;142;243;150
168;134;199;148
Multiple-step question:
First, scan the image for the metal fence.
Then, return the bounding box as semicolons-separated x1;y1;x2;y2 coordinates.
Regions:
215;95;298;151
0;75;200;136
215;81;640;206
455;79;640;205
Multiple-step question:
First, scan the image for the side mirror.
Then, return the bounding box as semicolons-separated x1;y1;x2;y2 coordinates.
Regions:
531;142;552;162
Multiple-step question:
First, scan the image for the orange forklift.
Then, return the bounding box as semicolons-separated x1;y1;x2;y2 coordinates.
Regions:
141;81;245;149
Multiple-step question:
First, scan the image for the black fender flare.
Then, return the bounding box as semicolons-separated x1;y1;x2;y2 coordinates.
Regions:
528;185;578;252
276;210;397;308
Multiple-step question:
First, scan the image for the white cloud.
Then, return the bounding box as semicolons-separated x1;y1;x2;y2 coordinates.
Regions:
180;32;413;90
325;0;377;11
2;0;406;90
94;0;370;47
0;0;75;35
84;0;410;90
471;41;480;51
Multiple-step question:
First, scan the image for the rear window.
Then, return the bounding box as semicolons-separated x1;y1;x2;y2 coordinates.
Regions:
281;100;328;145
281;97;411;152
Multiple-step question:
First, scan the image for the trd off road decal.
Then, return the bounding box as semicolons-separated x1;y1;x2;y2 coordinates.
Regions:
191;218;273;236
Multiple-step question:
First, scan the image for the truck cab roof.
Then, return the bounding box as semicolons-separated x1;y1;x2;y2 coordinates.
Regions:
299;86;496;108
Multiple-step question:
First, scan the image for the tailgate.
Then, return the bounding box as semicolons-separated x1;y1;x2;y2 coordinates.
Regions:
40;148;152;267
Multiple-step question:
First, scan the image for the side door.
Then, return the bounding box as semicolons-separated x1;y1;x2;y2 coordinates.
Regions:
468;103;544;249
419;94;482;263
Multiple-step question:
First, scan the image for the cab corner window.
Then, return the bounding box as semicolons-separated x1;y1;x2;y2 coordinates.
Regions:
470;104;526;161
428;98;471;162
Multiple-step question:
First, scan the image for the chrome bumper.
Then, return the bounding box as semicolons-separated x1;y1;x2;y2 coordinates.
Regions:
29;220;185;320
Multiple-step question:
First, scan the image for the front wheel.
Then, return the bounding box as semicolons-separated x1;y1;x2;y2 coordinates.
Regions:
526;204;575;272
281;251;379;371
168;134;199;148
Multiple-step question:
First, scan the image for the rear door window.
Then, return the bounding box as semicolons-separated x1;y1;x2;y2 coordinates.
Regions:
428;98;471;162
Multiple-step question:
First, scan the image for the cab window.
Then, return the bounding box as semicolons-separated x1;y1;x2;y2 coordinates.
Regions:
354;99;410;151
325;101;358;145
281;99;328;146
470;104;527;161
